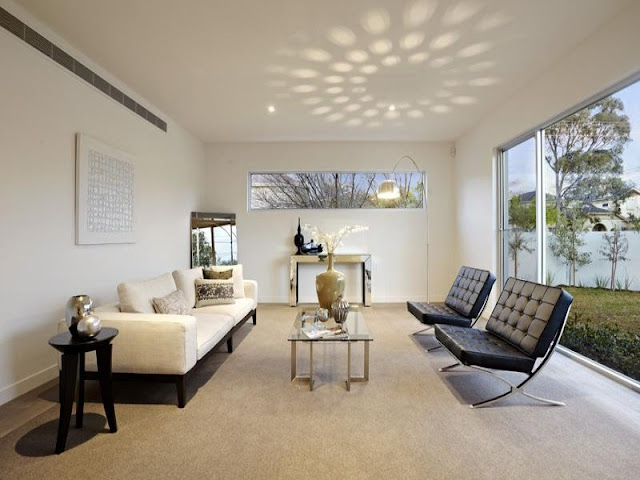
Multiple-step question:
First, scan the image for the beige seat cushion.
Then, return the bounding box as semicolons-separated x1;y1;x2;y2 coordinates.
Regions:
117;273;177;313
172;267;204;308
194;314;234;360
194;297;256;326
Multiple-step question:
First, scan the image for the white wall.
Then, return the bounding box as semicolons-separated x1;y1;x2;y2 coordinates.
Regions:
0;2;205;405
453;1;640;293
204;142;456;304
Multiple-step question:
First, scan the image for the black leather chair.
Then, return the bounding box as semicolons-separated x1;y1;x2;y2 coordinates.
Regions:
435;278;573;408
408;266;496;350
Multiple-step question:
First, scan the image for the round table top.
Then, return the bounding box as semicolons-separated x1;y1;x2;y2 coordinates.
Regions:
49;327;118;353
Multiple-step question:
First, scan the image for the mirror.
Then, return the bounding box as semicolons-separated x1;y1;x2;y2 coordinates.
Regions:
191;212;237;267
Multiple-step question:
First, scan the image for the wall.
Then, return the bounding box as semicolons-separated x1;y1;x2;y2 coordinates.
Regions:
204;142;456;304
453;1;640;294
0;2;205;405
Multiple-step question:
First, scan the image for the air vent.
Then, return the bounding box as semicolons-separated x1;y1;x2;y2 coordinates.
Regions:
0;6;167;132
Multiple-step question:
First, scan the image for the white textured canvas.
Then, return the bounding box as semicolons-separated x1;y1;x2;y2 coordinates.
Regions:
76;133;136;244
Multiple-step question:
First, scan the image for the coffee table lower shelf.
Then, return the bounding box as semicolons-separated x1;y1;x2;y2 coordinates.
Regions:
290;340;370;391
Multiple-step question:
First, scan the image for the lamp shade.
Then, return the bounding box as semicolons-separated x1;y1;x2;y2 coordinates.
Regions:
376;179;400;200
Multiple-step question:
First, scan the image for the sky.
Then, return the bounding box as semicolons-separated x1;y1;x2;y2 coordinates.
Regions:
506;79;640;195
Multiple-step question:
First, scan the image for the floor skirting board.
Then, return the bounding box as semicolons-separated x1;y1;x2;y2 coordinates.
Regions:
0;364;58;407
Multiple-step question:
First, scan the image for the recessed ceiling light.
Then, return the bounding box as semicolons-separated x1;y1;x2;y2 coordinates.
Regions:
267;105;276;113
388;104;396;111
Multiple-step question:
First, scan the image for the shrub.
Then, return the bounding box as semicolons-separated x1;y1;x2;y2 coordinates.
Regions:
561;321;640;381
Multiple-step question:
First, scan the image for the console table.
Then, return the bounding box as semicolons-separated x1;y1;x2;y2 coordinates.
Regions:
289;254;371;307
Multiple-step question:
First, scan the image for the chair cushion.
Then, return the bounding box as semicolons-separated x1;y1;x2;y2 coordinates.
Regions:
444;266;495;318
435;324;535;373
486;278;571;356
407;301;472;327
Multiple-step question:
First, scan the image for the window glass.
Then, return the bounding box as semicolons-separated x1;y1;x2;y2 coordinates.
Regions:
249;172;424;209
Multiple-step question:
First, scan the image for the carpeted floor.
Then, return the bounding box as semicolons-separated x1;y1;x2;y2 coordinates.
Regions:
1;304;639;479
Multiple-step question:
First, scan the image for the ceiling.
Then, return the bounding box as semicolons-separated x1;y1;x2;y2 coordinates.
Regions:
16;0;631;142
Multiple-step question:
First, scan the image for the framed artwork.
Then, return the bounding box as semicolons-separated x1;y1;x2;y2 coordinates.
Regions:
76;133;136;244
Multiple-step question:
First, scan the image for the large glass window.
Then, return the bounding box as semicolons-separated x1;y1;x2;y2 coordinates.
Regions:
499;78;640;382
501;137;538;282
249;172;424;209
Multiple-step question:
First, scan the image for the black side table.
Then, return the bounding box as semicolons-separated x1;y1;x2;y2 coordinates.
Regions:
48;327;118;454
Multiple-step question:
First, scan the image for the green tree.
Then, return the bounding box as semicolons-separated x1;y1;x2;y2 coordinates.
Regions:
549;210;592;286
545;97;631;211
191;231;212;266
508;196;535;278
599;226;629;290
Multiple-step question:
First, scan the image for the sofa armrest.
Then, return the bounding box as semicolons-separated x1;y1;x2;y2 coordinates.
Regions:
57;312;197;375
243;280;258;303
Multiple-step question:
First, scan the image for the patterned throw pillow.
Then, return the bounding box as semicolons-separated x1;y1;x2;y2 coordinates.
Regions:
204;268;233;280
152;290;190;315
195;278;235;307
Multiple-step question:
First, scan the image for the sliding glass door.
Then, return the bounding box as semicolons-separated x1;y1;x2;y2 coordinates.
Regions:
500;137;538;283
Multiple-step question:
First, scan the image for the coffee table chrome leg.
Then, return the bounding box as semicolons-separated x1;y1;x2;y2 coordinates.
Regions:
309;342;314;391
290;342;296;381
347;341;352;391
364;341;369;381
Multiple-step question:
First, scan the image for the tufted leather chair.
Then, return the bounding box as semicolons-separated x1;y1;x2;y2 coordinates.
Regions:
408;266;496;328
434;278;573;408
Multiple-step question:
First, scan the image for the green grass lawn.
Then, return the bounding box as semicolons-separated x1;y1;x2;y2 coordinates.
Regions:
564;286;640;335
561;286;639;381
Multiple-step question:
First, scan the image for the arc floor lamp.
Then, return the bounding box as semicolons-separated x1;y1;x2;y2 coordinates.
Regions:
376;155;430;302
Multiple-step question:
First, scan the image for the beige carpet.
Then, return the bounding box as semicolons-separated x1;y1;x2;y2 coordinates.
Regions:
1;304;639;479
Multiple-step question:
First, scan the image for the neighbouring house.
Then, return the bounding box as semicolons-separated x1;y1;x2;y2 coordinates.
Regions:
518;188;640;231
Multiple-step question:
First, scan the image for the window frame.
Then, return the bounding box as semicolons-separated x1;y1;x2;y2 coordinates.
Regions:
497;69;640;288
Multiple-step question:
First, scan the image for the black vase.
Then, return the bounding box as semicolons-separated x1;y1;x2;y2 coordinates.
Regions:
294;218;304;254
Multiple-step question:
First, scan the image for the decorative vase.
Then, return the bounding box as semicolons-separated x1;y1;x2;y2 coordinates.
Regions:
316;253;345;314
332;295;350;324
65;295;102;339
294;217;305;255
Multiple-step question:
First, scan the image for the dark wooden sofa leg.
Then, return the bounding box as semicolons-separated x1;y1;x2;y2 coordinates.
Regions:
176;376;186;408
227;336;233;353
252;309;257;325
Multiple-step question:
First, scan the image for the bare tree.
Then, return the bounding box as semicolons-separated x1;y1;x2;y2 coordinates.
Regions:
600;226;629;290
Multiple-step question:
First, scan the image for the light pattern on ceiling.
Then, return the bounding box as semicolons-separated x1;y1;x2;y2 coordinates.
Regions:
266;0;510;129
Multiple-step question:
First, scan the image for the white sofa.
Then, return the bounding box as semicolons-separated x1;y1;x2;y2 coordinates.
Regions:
59;266;257;407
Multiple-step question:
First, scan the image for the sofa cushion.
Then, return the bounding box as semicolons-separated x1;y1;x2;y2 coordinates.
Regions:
194;297;255;326
118;273;177;314
205;269;233;280
152;290;190;315
172;267;203;308
204;264;245;298
194;314;234;360
195;279;235;307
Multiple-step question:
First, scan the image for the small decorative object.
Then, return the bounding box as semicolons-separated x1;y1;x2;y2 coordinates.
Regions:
65;295;102;339
332;295;350;324
315;307;329;323
294;217;305;254
305;224;368;313
76;313;102;338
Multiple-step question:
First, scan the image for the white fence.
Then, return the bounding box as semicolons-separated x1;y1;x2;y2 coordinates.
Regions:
508;231;640;289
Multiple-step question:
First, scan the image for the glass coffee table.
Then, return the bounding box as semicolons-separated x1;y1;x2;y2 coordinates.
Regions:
288;309;373;391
